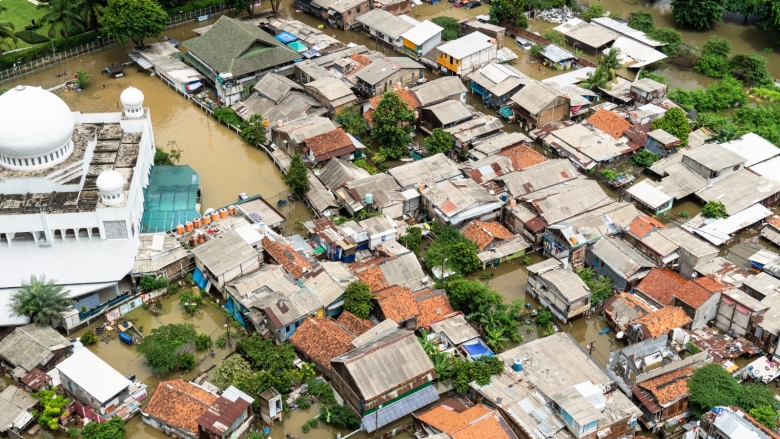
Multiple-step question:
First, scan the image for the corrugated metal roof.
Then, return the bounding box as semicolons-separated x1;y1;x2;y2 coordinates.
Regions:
332;329;433;400
305;170;339;213
401;20;444;45
511;81;566;115
429;314;479;345
56;348;131;404
356;9;417;39
683;144;746;171
388;153;462;189
498;159;577;197
543;67;596;86
470;132;529;159
317;158;371;191
0;325;71;373
438;31;495;59
444;116;503;143
720;132;780;167
607;37;667;68
521;178;613;224
695;169;780;215
254;73;304;103
355;58;422;85
591;17;665;47
627;180;672;209
190;229;260;276
590;237;655;278
380;252;428;290
411;76;467;107
426;100;473;125
540;268;591;301
555;18;617;49
541;44;576;63
468;63;529;97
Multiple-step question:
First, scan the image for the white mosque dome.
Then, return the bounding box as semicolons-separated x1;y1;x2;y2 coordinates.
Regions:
96;169;124;193
120;86;144;108
0;85;75;159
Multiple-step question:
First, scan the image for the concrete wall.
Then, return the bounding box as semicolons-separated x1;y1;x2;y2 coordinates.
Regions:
586;247;629;291
692;292;721;330
678;247;719;279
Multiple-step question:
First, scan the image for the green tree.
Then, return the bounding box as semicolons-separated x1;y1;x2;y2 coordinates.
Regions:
730;53;773;86
515;9;529;29
576;267;614;305
226;0;254;16
447;241;481;274
11;275;72;325
702;35;733;57
139;275;168;292
737;382;780;412
536;309;554;326
702;200;728;218
154;147;172;166
687;363;741;415
283;154;310;197
444;278;503;315
668;76;748;113
80;331;98;345
696;54;732;78
372;92;415;160
630;149;660;167
543;28;567;47
82;415;126;439
600;169;619;180
425;128;453;155
99;0;167;46
597;47;621;83
212;355;252;390
530;43;545;57
431;16;461;41
34;389;70;430
136;323;197;375
671;0;725;29
240;114;268;146
352;158;377;175
489;0;514;25
212;108;245;127
652;107;690;146
336;105;367;138
399;226;423;253
749;405;780;429
452;356;504;392
579;68;610;90
649;28;683;55
237;334;297;371
343;281;373;319
582;3;605;21
627;11;654;33
639;69;668;84
38;0;85;40
74;70;89;88
195;333;212;350
81;0;106;30
320;405;361;429
0;6;18;49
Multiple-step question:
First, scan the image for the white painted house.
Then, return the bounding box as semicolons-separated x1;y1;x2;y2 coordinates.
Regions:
436;31;498;77
0;85;155;331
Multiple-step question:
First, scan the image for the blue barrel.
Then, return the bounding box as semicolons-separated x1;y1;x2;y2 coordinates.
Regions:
513;358;523;372
501;193;508;202
119;332;133;345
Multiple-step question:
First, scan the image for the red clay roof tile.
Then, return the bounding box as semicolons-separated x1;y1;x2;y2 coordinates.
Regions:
336;311;375;336
461;220;515;251
674;281;714;308
497;144;547;170
262;236;313;278
418;403;514;439
627;216;666;239
636;268;688;306
374;285;420;323
632;306;691;338
414;289;454;327
588;109;632;139
305;128;355;159
290;318;355;370
143;379;218;436
638;367;693;404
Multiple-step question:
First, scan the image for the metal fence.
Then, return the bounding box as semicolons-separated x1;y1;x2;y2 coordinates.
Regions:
0;5;233;84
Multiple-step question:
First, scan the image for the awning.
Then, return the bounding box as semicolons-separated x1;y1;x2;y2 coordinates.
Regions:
186;81;203;91
128;52;153;70
360;385;439;433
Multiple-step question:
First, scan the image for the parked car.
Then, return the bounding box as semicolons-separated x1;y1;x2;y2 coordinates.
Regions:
464;1;481;8
516;36;532;50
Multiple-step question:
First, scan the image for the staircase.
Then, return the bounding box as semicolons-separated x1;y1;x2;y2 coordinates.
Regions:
38;209;52;247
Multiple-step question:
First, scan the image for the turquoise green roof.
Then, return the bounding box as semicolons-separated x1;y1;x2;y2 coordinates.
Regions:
141;165;201;233
184;16;300;77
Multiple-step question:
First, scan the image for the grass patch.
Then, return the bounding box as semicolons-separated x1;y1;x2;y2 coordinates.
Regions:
0;0;50;48
14;30;49;44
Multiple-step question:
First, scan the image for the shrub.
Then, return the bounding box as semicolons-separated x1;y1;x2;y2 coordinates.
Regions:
177;352;196;371
431;16;461;41
630;150;660;167
295;396;311;409
679;210;690;218
649;28;682;55
582;3;605;21
695;54;731;78
627;11;654;33
139;275;168;292
600;169;619;180
216;334;228;348
14;30;50;44
195;333;212;350
75;70;89;89
212;108;245;128
307;378;336;404
320;405;361;429
702;200;728;218
536;309;554;326
80;331;98;345
702;35;732;58
543;29;567;47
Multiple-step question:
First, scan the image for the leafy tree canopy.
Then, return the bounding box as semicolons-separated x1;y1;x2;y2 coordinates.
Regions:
425;128;454;155
652;107;691;146
12;274;72;325
336;105;368;138
702;200;728;218
452;356;504;392
576;267;614;305
399;226;423;253
628;11;654;33
431;16;461;41
372;92;415;159
688;364;779;416
630;149;660;167
237;333;297;371
240;114;269;147
649;28;683;55
283;154;310;197
730;53;773;86
695;54;732;78
212;355;252;390
749;405;780;429
99;0;167;47
424;226;481;275
668;76;748;113
702;35;732;58
34;389;70;430
82;415;126;439
136;323;197;375
343;281;373;319
582;3;605;21
671;0;725;29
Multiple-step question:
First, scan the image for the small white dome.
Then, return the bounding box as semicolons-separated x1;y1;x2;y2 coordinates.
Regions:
96;169;124;193
0;85;74;159
120;86;144;108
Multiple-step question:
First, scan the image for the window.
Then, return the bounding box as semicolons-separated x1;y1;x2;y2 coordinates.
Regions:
285;325;291;333
733;165;740;171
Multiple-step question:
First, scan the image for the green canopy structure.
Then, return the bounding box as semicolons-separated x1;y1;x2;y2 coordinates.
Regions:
141;165;201;233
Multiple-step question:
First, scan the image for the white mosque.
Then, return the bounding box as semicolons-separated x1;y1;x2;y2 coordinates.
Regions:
0;85;154;331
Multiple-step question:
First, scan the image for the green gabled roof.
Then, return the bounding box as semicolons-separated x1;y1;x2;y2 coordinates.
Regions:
184;16;300;77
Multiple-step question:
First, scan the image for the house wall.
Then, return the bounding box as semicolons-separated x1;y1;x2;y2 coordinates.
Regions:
372;68;423;96
143;415;194;439
681;155;742;181
622;234;670;269
537;100;570;127
586;249;630;292
645;138;670;158
677;246;718;279
382;0;411;15
714;297;755;336
330;362;365;415
271;130;299;158
691;292;721;330
526;270;590;322
334;1;371;29
458;46;498;76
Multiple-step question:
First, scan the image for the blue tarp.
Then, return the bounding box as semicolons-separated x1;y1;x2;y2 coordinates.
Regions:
224;297;246;328
275;31;298;44
463;341;494;358
192;267;208;290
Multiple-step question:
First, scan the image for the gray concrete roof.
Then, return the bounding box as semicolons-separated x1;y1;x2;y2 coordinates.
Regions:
590;237;655;279
190;229;260;276
497;159;577;197
411;77;468;107
683;144;745;171
0;325;71;373
388;153;462;189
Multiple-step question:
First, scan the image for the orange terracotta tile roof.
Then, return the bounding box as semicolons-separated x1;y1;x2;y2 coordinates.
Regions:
414;289;454;327
305;128;355;159
349;256;389;292
461;220;515;251
289;318;356;370
143;379;218;436
418;403;514;439
364;89;420;123
638;367;693;404
336;311;375;336
768;215;780;229
636;268;688;306
374;285;421;323
262;236;313;278
695;276;725;293
603;292;653;320
633;306;691;338
675;281;714;308
497;144;547;170
588;108;632;139
627;216;665;239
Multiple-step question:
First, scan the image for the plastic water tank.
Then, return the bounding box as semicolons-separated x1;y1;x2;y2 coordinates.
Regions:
513;358;523;372
365;193;373;205
501;193;508;202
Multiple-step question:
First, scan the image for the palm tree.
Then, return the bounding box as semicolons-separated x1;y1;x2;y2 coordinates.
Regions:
81;0;106;30
38;0;85;41
580;68;610;91
597;47;622;83
11;275;72;325
484;326;509;352
0;6;18;49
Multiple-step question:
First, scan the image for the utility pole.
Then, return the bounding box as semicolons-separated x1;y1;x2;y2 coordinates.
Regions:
374;404;382;439
588;341;594;355
225;315;232;348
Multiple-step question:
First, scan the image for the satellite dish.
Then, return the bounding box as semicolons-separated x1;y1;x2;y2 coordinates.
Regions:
616;331;624;339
